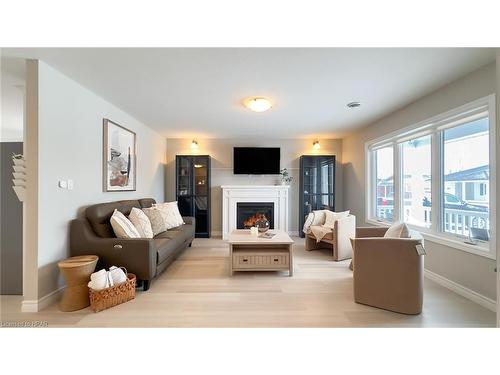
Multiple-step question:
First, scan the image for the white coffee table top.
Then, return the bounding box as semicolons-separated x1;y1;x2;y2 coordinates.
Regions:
227;230;294;244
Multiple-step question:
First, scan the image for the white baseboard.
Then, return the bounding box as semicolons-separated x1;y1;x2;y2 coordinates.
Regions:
21;287;64;312
424;269;496;312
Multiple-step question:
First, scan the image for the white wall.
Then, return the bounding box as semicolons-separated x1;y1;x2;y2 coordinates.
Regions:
36;61;166;298
1;58;25;142
343;62;497;301
165;138;343;235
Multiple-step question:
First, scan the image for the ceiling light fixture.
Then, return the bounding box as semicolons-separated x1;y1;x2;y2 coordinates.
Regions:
191;140;199;150
347;101;361;109
313;140;321;150
244;97;272;112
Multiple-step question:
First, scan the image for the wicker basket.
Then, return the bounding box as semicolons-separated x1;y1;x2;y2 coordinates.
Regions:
89;271;136;313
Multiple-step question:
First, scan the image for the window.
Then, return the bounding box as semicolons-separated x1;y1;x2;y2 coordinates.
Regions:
366;95;495;259
442;117;489;238
402;135;431;228
374;146;394;222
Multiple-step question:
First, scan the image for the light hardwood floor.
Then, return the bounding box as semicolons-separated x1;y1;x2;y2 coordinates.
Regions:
0;237;496;327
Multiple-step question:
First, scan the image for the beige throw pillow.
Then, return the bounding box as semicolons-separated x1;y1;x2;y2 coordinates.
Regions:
142;207;167;236
311;210;328;226
323;210;350;228
129;207;154;238
384;222;410;238
154;202;185;229
110;209;140;239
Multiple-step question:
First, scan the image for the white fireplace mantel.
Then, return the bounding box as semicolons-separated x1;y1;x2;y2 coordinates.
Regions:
221;185;290;240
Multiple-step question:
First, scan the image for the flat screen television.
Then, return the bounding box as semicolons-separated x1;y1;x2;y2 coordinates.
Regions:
233;147;280;175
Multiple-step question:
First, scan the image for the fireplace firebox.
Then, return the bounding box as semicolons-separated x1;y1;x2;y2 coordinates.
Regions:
236;202;275;229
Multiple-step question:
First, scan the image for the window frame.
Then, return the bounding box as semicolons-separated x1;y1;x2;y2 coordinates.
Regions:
365;95;496;260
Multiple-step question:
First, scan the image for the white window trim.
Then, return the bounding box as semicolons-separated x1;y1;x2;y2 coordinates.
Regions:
365;94;496;260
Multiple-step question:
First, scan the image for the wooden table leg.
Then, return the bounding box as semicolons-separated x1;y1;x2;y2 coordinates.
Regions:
289;244;293;277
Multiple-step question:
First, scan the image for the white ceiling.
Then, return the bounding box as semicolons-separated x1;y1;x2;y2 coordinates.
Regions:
2;48;496;138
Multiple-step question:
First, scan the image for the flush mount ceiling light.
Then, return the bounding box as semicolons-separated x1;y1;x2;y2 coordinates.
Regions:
244;97;272;112
347;101;361;109
313;140;321;150
191;140;199;150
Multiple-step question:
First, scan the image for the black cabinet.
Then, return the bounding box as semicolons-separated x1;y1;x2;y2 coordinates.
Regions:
176;155;211;238
299;155;336;237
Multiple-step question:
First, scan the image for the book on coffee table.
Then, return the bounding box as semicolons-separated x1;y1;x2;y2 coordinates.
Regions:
259;232;276;239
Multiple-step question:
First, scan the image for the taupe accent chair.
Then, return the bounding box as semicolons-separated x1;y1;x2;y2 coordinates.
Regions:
305;215;356;261
350;227;424;315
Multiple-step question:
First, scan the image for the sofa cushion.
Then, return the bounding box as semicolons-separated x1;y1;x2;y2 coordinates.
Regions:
154;233;186;264
87;200;142;238
323;210;350;228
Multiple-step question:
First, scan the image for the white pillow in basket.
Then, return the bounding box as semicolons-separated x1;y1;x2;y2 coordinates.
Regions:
154;201;185;229
323;210;350;228
110;209;140;239
128;207;154;238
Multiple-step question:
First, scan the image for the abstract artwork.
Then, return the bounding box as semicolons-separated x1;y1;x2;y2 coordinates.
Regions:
103;119;136;191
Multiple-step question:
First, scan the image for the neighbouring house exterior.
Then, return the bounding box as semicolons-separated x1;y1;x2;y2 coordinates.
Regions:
444;165;489;207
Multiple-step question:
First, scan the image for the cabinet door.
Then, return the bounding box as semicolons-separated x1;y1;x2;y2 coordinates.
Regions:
193;156;209;196
177;156;193;197
318;156;334;196
302;156;318;195
194;195;209;235
177;196;193;217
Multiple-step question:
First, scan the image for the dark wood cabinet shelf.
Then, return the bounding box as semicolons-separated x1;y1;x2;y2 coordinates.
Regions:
176;155;211;238
299;155;336;238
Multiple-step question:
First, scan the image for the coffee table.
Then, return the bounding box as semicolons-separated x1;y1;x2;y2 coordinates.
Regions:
227;230;294;276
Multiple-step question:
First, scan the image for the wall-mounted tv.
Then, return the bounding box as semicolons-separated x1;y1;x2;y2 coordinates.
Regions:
233;147;280;175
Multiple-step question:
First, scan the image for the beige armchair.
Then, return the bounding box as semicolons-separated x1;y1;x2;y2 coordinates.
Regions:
305;214;356;261
350;227;424;315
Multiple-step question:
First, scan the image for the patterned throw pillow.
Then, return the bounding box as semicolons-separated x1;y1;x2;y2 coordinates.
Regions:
110;209;140;239
323;210;350;228
129;207;154;238
142;207;167;236
154;201;185;230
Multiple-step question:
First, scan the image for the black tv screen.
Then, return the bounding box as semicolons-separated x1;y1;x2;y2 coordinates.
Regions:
233;147;280;175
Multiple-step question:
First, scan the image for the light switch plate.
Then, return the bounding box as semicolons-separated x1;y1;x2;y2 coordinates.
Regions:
67;180;74;190
58;180;67;189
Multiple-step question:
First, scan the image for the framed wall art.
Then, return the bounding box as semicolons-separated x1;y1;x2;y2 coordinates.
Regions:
103;119;136;192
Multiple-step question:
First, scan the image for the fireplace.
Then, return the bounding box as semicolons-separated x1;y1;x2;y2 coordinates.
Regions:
236;202;275;229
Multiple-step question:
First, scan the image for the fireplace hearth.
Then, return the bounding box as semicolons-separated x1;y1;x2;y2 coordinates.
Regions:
236;202;274;229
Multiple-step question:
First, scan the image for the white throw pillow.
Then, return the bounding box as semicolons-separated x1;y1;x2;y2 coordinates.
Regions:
110;209;140;239
154;201;185;229
303;212;315;234
142;207;167;236
128;207;153;238
384;222;410;238
323;210;350;228
311;210;328;226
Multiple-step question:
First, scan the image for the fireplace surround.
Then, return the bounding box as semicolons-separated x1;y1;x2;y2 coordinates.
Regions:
221;185;290;239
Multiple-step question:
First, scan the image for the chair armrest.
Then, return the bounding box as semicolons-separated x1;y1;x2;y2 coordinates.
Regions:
334;215;356;260
70;219;156;280
356;226;388;238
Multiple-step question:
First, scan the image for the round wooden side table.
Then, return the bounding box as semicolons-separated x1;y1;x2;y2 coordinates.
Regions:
58;255;98;312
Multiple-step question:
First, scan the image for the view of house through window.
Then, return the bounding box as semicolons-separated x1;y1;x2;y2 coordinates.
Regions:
402;135;431;228
375;146;394;221
442;117;490;239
